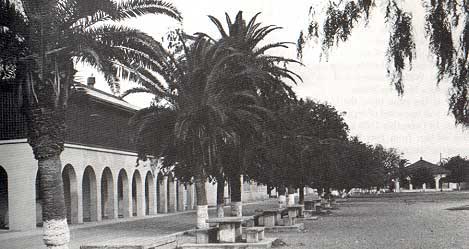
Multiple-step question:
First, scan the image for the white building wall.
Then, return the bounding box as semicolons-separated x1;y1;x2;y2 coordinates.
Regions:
0;141;37;230
0;140;270;231
0;140;154;231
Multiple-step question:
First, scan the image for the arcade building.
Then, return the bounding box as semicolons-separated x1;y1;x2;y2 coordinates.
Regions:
0;79;267;231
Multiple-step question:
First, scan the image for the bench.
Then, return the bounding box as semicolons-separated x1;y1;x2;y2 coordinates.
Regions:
206;216;254;243
262;208;286;227
253;213;263;226
304;199;321;211
195;227;218;244
288;205;303;217
245;227;265;243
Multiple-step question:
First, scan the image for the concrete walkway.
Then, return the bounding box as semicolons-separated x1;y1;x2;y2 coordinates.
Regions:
0;199;279;249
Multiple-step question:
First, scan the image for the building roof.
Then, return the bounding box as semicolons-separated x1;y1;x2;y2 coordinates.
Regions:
73;83;139;112
405;158;450;175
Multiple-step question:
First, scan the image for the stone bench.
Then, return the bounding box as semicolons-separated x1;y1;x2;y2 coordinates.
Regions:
262;208;286;227
304;199;321;210
253;213;263;226
195;227;218;244
245;227;265;243
206;216;254;243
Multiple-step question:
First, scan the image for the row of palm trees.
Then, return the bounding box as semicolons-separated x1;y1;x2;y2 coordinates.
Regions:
1;1;300;247
128;11;301;227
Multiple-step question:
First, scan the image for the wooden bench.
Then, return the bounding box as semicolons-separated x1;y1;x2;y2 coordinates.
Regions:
245;227;265;243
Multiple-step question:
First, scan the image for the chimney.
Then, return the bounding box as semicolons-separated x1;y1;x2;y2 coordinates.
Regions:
87;76;96;88
420;156;423;160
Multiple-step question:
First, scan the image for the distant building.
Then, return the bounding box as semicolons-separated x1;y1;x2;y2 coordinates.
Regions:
394;157;450;192
0;79;267;231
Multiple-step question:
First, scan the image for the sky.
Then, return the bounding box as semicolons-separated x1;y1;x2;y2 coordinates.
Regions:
77;0;469;164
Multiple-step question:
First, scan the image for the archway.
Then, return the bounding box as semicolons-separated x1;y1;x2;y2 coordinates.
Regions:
117;169;129;218
132;171;142;216
62;164;78;224
157;172;166;213
0;166;8;229
101;167;114;219
145;172;155;215
82;166;98;222
167;174;176;212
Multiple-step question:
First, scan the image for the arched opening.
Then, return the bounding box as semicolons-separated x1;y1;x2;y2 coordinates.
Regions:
157;172;165;213
132;171;142;216
167;174;175;212
0;166;8;229
82;166;98;222
117;169;129;218
35;170;42;227
62;164;78;224
101;167;114;220
145;172;155;215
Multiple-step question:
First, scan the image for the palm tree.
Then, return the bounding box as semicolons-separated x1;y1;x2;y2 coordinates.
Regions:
128;35;241;228
199;11;301;216
1;1;180;248
128;27;280;226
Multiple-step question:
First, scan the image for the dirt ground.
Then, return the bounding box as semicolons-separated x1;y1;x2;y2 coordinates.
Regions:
2;192;469;249
272;192;469;249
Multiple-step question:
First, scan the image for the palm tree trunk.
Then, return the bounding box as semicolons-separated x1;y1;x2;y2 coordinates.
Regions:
194;170;208;229
216;175;224;218
38;155;69;249
229;175;242;217
24;90;70;248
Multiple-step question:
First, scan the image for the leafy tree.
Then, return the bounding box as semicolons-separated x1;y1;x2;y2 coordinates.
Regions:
251;99;349;202
298;0;469;126
0;1;180;247
409;167;435;188
373;145;401;189
442;155;469;187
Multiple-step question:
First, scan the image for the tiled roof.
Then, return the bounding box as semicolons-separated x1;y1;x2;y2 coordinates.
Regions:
406;158;450;175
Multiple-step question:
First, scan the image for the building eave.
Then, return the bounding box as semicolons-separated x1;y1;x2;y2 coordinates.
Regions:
73;84;139;113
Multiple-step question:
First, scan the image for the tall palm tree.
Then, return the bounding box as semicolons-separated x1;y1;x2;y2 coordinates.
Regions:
128;30;274;227
199;11;301;216
0;1;180;248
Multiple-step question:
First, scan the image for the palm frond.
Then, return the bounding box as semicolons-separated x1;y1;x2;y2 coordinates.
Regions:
120;86;151;98
208;15;228;38
114;0;182;21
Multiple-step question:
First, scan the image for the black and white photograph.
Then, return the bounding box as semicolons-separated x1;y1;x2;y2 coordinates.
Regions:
1;0;469;248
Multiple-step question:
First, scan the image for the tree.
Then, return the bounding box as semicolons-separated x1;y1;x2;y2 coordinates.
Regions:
199;11;301;215
250;99;350;203
409;167;435;188
0;1;180;248
298;0;469;127
442;155;469;188
128;33;272;227
373;145;401;189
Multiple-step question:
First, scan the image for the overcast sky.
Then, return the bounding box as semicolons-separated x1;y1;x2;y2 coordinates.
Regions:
78;0;469;164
